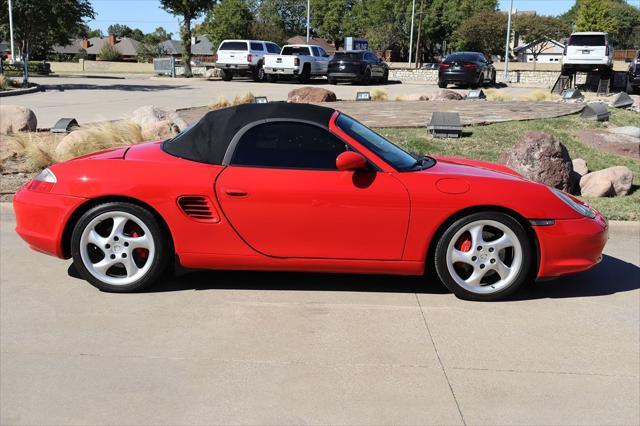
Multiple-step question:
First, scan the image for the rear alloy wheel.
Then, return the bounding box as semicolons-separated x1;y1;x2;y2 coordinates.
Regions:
298;64;311;83
434;212;532;301
381;69;389;84
362;67;372;85
437;80;447;88
71;202;170;292
252;64;266;82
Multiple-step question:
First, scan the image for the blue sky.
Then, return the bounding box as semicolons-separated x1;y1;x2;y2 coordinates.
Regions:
85;0;616;38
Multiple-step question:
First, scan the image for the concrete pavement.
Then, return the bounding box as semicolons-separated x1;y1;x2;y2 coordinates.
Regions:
9;75;538;129
1;202;638;425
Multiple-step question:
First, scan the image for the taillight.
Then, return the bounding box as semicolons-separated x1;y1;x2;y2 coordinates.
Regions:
439;63;450;69
247;53;252;63
294;57;300;66
463;64;476;70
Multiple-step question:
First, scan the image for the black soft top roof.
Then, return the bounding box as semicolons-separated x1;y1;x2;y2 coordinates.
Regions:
162;103;336;165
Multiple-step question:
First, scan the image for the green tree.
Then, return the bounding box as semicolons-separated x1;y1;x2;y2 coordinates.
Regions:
160;0;213;77
76;24;103;38
98;43;121;61
609;2;640;49
203;0;253;50
575;0;618;34
256;0;307;38
0;0;94;58
144;27;173;44
513;14;571;68
311;0;358;49
351;0;412;53
454;11;507;57
107;24;133;38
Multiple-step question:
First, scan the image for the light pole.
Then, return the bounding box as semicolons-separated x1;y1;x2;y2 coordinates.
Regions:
306;0;310;43
503;0;513;82
8;0;15;63
408;0;416;67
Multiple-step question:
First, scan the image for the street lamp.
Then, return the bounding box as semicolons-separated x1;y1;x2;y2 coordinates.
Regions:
8;0;16;63
408;0;416;67
306;0;310;43
503;0;514;82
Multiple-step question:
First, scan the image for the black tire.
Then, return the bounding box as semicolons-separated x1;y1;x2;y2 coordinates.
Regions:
381;69;389;84
490;70;496;86
220;69;233;81
252;63;266;82
433;211;533;301
70;202;171;293
362;67;372;85
267;74;278;83
328;77;337;85
437;79;447;88
298;64;311;83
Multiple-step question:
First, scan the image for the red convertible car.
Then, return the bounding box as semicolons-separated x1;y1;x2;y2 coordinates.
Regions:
14;103;608;300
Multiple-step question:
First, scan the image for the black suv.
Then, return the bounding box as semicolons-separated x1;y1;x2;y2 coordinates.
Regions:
628;50;640;94
327;51;389;85
438;52;496;89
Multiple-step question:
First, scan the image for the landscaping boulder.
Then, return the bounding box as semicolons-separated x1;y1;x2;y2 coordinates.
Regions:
0;105;37;134
396;93;429;101
130;105;188;139
203;68;219;79
504;131;575;192
287;87;337;103
608;126;640;139
580;166;634;197
432;89;464;101
572;158;589;176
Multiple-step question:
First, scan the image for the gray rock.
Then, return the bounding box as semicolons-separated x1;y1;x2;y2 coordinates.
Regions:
580;166;634;197
0;105;37;134
130;105;188;134
287;87;337;103
504;131;576;192
432;89;464;101
608;126;640;139
572;158;589;176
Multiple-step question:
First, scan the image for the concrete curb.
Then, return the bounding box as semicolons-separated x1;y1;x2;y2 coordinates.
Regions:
0;84;43;97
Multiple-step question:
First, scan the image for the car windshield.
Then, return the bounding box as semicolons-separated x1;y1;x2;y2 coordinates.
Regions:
445;53;480;62
219;41;248;50
335;114;420;171
568;35;606;46
282;46;311;55
334;52;362;60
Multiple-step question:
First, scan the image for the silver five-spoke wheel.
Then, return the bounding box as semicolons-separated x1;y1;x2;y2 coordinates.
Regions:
435;212;532;301
80;211;155;286
446;220;522;294
72;202;168;292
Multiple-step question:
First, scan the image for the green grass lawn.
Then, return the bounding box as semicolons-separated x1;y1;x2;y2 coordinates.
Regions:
378;108;640;221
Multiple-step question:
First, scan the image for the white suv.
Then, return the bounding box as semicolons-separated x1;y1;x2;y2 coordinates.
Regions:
215;40;281;82
562;32;613;74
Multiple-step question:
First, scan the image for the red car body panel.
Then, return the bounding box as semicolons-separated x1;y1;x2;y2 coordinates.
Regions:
13;112;608;281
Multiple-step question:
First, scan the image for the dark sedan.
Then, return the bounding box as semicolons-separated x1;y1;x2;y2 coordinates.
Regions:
327;51;389;85
438;52;496;89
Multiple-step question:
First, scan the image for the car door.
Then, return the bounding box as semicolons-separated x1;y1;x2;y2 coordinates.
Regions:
317;47;330;74
215;120;410;260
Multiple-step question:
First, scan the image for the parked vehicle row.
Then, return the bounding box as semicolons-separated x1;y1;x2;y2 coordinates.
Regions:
214;39;390;85
437;52;496;89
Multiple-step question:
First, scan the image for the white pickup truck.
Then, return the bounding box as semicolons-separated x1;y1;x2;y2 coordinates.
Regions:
562;32;613;75
263;44;331;83
214;39;281;82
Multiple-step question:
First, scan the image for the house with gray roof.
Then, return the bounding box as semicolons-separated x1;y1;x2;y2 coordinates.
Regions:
52;34;141;61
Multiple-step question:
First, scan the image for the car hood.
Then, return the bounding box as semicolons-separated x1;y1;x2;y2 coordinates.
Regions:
431;155;523;179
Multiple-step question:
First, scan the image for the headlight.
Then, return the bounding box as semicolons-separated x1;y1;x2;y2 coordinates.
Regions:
34;168;57;183
27;168;57;193
549;187;596;219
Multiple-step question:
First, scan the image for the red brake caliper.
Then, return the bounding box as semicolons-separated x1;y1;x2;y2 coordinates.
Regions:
128;226;148;260
458;234;472;253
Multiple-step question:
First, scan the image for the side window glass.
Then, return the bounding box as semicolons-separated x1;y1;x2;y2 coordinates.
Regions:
311;47;321;56
267;43;280;53
319;48;328;57
231;122;347;170
250;42;264;51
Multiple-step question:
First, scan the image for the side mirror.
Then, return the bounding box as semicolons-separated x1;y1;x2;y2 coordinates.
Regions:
336;151;367;171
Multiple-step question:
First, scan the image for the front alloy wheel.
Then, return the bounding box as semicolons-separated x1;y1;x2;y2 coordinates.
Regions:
71;202;169;292
434;212;532;301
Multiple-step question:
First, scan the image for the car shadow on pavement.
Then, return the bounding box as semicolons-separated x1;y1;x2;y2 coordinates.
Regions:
514;255;640;301
41;84;193;92
67;254;638;298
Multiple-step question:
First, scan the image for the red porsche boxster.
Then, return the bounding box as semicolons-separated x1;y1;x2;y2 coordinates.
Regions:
13;103;608;300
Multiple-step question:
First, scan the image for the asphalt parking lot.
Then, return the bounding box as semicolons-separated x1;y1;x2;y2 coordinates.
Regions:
11;75;537;128
1;202;638;425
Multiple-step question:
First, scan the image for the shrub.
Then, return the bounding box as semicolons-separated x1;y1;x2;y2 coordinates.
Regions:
209;95;231;109
98;43;121;61
4;132;59;172
232;92;255;105
55;120;143;161
484;88;513;101
371;89;388;101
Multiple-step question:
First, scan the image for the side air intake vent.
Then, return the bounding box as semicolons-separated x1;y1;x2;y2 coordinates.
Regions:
177;196;220;223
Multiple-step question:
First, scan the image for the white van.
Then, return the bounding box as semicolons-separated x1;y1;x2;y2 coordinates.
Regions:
214;40;281;82
562;32;613;74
